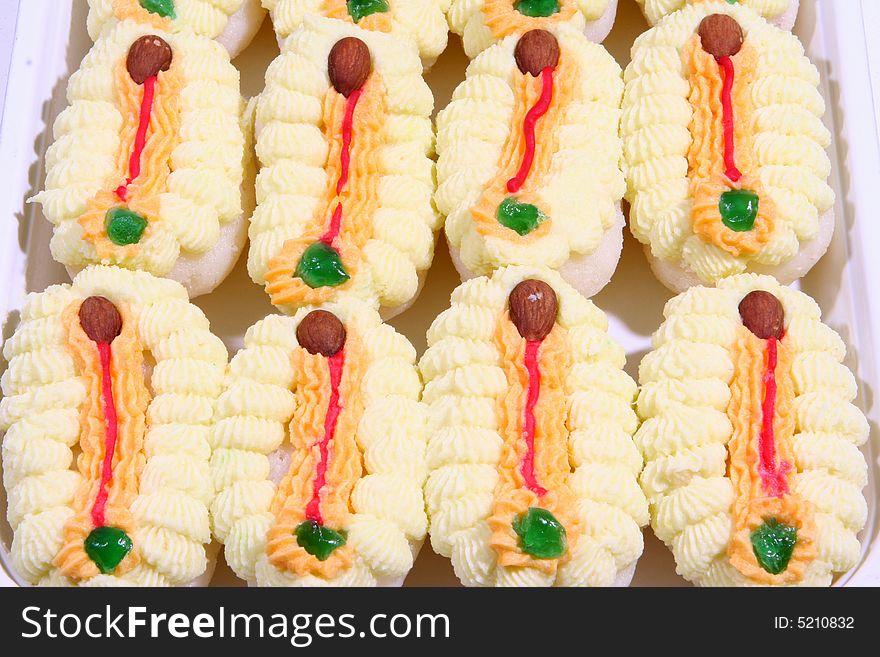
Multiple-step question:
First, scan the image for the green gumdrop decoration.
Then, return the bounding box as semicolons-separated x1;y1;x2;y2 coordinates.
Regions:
347;0;389;22
295;520;347;561
751;518;798;575
514;0;561;18
719;189;759;232
512;507;567;559
85;526;133;574
139;0;176;19
726;0;740;4
497;197;545;236
295;241;350;288
105;208;148;246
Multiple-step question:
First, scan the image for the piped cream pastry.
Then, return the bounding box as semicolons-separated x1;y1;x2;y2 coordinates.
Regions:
636;274;868;586
636;0;799;30
1;266;227;586
447;0;618;58
420;266;648;586
211;299;427;586
87;0;267;58
31;20;252;298
436;26;625;299
623;3;833;292
261;0;449;69
250;15;437;319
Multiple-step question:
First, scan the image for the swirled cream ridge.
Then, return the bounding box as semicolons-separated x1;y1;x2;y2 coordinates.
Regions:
436;25;624;281
1;265;227;586
636;0;792;28
636;274;868;586
250;15;437;315
31;20;247;280
262;0;449;68
211;298;428;586
622;2;832;286
420;265;647;586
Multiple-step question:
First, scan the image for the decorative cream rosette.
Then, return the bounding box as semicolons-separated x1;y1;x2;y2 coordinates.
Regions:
622;3;833;288
211;298;428;586
636;274;868;586
1;266;227;586
447;0;616;58
420;266;648;586
31;20;248;291
261;0;449;68
636;0;796;29
250;15;437;317
436;25;624;297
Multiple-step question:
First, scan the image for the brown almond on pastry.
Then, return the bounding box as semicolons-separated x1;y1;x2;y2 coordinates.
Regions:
738;290;784;339
514;29;560;77
698;14;743;58
328;37;372;97
297;310;347;356
509;279;558;341
79;296;123;344
127;35;173;85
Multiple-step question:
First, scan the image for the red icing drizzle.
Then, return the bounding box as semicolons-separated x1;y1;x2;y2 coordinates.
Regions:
304;350;346;525
716;55;742;183
321;203;343;246
757;336;790;497
520;339;548;496
115;75;158;201
336;89;362;195
91;342;119;527
507;67;555;194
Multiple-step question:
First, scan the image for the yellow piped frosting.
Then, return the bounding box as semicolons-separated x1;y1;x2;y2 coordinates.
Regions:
250;15;437;314
32;20;247;277
261;0;449;67
420;266;647;586
448;0;611;58
1;265;226;586
635;274;869;586
636;0;791;27
87;0;250;42
436;25;624;277
211;298;428;586
622;3;833;285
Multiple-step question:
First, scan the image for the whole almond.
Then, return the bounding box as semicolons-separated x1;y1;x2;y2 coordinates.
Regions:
508;279;558;341
297;310;347;357
738;290;784;339
698;14;743;58
328;37;372;97
514;30;560;77
126;35;173;85
79;296;123;344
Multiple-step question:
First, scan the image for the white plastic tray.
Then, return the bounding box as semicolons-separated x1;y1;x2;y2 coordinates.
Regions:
0;0;877;586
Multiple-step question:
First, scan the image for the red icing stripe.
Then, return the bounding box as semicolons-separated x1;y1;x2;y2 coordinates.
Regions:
305;350;346;524
507;67;555;194
321;203;343;246
116;75;158;202
717;56;742;183
336;89;362;195
91;342;119;527
758;336;790;497
521;339;548;496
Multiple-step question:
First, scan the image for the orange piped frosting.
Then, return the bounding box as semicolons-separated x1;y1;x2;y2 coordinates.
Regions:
265;334;366;578
725;327;816;584
684;36;775;257
481;0;578;40
54;299;149;581
324;0;393;31
110;0;174;32
487;312;579;576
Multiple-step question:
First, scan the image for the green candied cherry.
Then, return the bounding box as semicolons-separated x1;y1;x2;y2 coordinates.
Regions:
497;197;545;236
105;208;148;246
512;507;567;559
295;241;350;288
84;526;133;574
347;0;389;22
514;0;560;18
139;0;176;19
751;518;798;575
719;189;759;232
295;520;348;561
